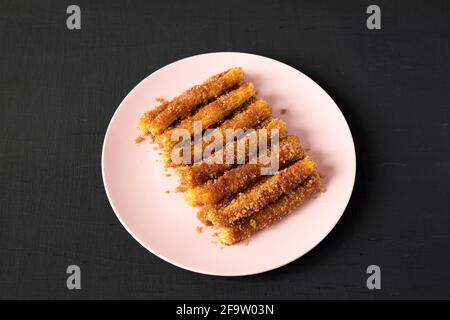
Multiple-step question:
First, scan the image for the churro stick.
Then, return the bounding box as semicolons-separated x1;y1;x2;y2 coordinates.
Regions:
192;99;271;156
215;117;288;165
184;136;304;206
203;156;317;227
174;117;287;186
156;83;255;149
218;174;322;245
197;209;212;226
162;99;271;166
146;67;244;136
138;101;169;133
216;99;271;132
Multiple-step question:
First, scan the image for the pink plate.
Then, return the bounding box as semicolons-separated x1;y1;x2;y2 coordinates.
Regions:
102;52;356;276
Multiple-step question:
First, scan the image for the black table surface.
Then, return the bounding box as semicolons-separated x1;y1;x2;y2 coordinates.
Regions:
0;0;449;299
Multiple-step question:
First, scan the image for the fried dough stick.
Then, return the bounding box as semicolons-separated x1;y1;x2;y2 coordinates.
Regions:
203;156;317;227
184;135;304;206
156;83;256;149
145;67;244;136
193;99;272;156
174;117;287;186
162;99;271;166
218;174;322;245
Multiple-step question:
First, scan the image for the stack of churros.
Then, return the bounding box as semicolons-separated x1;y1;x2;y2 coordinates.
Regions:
137;67;323;245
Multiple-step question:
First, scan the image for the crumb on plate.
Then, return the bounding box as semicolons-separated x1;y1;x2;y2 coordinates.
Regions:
134;135;145;144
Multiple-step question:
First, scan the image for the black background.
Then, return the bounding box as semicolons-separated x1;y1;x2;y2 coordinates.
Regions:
0;0;449;299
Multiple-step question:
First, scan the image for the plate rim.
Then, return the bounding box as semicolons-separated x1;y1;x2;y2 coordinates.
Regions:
101;51;357;276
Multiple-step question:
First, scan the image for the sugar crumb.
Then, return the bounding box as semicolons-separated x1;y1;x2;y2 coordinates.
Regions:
134;135;145;144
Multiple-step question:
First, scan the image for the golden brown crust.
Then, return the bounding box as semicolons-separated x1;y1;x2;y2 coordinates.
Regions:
136;67;324;245
138;101;169;134
204;156;317;227
147;67;244;136
161;99;271;167
197;209;213;226
192;99;272;157
218;174;322;245
184;135;304;206
215;99;272;133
